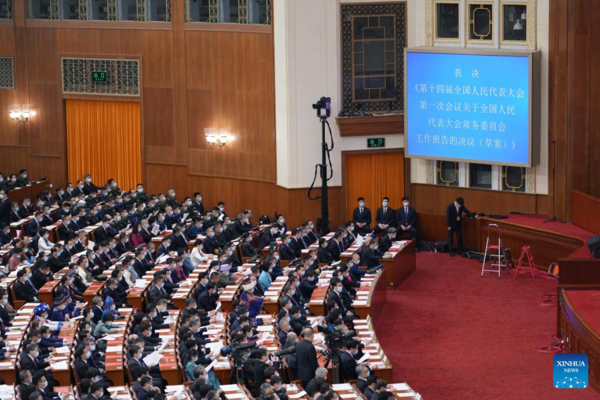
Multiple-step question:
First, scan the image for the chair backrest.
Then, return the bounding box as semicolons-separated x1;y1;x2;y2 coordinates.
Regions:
10;283;25;311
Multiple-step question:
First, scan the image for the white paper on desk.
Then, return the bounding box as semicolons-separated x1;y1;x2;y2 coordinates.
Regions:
392;383;411;391
134;279;148;288
340;394;356;399
226;394;244;399
258;326;274;332
70;315;84;321
55;347;70;355
354;301;367;305
52;360;69;370
206;341;224;354
163;316;173;325
219;384;241;391
87;240;95;250
216;301;222;311
143;351;163;366
106;345;123;352
0;362;13;367
205;359;218;372
288;391;308;399
332;383;353;390
357;353;371;363
216;312;225;322
396;393;416;398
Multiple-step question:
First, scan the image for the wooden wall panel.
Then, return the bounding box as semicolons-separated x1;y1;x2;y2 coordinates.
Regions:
550;0;600;220
411;184;548;216
143;88;175;148
0;9;284;225
572;191;600;235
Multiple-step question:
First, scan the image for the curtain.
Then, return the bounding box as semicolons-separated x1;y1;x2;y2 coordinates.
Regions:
345;151;404;220
66;99;141;191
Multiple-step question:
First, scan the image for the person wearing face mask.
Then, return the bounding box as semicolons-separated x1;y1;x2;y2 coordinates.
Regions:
239;276;264;318
339;339;364;381
37;228;54;255
26;211;43;237
190;192;205;215
156;236;172;258
258;224;279;252
15;268;39;302
82;174;100;195
190;239;209;266
16;169;30;187
0;223;11;247
258;261;273;292
352;197;373;234
327;279;355;321
397;196;418;242
9;201;22;223
374;196;395;235
241;232;257;258
202;226;221;255
446;197;477;257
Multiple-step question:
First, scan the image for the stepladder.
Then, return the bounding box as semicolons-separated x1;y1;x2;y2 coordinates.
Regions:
514;246;536;279
481;224;509;278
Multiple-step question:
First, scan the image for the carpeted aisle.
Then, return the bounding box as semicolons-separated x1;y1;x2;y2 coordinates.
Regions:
374;252;599;400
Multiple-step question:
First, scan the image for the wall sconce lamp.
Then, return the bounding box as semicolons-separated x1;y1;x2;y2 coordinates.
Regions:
204;128;235;147
9;104;36;122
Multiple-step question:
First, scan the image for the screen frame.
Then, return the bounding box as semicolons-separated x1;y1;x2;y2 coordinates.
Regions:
403;47;541;168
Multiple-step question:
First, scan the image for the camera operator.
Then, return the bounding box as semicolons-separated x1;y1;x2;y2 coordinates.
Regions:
296;327;319;388
252;348;271;397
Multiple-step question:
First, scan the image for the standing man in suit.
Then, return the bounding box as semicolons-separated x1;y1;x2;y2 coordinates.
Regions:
352;197;372;233
397;196;418;241
446;197;477;257
0;189;10;227
295;328;319;388
373;197;394;234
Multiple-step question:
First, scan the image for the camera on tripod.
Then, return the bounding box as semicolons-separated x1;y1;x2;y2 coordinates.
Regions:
324;329;356;352
220;341;257;360
312;97;332;119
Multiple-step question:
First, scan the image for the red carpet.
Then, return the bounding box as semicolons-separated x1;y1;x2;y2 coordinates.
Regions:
374;252;600;399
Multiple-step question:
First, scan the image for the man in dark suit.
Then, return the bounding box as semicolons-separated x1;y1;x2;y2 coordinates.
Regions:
197;282;217;311
251;349;270;397
295;328;319;388
10;202;23;223
378;228;396;254
360;239;383;269
27;211;43;237
258;224;278;250
352;197;372;233
279;234;296;261
0;223;11;246
339;340;360;381
327;231;344;261
355;364;370;394
289;229;304;258
373;197;394;234
15;269;39;302
170;226;188;252
57;214;75;241
397;196;418;241
446;197;476;257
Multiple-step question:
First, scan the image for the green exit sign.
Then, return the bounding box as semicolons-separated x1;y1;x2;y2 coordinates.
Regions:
367;138;386;148
91;71;107;82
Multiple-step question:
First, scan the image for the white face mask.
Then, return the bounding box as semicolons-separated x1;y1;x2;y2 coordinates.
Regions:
382;201;388;207
403;202;409;207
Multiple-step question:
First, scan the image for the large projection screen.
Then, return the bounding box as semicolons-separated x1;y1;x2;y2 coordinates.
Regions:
404;47;540;167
